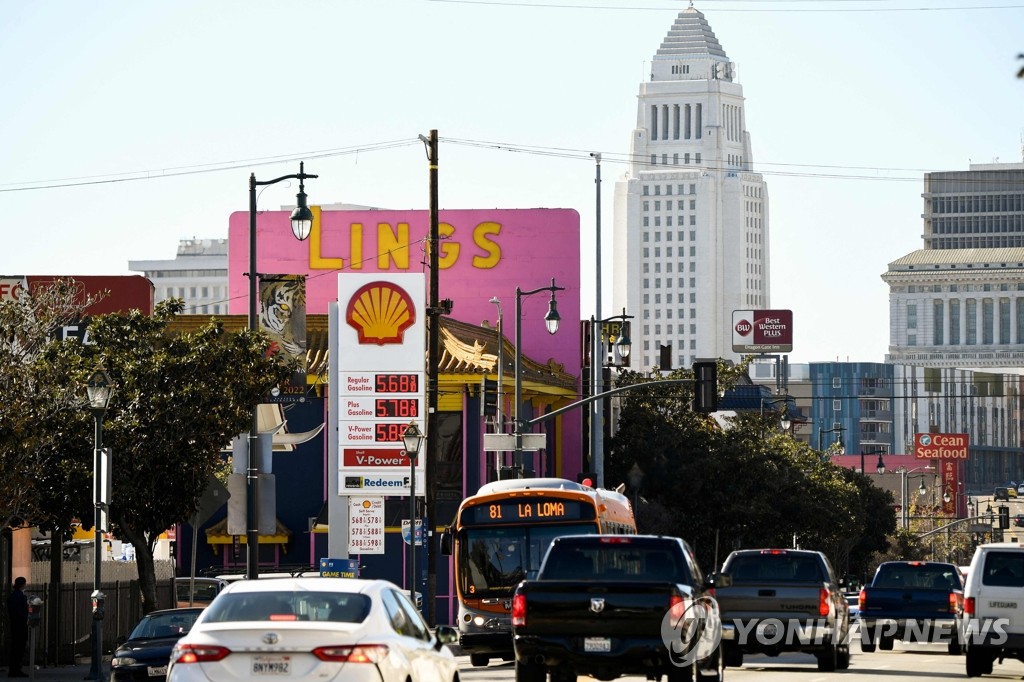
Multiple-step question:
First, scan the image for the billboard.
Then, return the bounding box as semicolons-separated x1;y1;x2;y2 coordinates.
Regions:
228;208;581;385
732;309;793;353
914;433;969;460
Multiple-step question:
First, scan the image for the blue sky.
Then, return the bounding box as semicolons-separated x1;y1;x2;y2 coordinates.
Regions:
1;0;1021;364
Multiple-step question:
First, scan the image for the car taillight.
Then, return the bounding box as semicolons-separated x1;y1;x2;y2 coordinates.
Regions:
171;644;231;664
313;645;388;663
858;588;866;611
669;595;686;620
512;593;526;627
963;595;974;615
819;588;830;617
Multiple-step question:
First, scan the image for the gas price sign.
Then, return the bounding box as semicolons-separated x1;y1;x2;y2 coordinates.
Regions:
336;274;427;496
348;497;385;555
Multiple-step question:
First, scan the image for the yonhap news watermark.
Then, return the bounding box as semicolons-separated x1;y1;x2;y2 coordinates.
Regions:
661;598;1010;667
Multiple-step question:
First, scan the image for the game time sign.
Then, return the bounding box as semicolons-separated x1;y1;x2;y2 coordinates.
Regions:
336;274;425;496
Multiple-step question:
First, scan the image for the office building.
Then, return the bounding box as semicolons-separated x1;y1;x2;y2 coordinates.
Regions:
128;238;229;315
613;6;769;370
884;161;1024;369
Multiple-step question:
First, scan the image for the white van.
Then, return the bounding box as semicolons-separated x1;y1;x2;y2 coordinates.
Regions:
961;543;1024;677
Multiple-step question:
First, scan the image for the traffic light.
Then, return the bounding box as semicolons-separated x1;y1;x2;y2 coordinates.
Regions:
1000;506;1010;530
482;377;498;417
693;361;718;413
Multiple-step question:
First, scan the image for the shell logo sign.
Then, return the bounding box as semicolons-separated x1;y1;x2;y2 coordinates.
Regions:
914;433;969;460
345;281;416;345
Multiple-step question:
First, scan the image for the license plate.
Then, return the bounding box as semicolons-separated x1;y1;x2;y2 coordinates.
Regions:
146;666;167;677
584;637;611;652
252;656;291;675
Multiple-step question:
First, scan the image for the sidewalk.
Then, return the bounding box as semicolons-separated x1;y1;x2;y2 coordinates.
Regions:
10;662;92;682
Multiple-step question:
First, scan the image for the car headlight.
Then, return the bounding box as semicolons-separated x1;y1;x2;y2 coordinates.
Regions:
111;657;137;667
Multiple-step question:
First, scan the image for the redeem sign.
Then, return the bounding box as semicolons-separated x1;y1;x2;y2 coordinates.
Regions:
914;433;969;460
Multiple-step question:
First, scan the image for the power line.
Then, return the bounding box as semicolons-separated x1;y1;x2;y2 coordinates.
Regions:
427;0;1024;11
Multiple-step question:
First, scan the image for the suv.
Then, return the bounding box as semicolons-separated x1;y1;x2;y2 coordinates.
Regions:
962;543;1024;677
994;487;1012;501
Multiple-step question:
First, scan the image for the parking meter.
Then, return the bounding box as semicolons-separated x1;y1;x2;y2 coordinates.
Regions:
91;590;106;621
27;596;42;627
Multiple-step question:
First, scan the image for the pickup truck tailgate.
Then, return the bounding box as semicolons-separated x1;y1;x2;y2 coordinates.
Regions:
861;587;956;617
521;580;681;637
715;583;824;620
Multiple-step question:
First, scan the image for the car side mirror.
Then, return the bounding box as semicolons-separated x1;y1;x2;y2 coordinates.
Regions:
710;572;732;588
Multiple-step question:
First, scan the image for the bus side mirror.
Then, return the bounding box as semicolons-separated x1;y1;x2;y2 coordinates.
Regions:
440;528;452;556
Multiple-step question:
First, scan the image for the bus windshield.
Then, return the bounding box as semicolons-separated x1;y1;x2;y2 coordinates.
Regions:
459;523;597;596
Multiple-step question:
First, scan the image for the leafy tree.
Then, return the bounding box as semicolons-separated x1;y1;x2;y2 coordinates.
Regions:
49;299;295;613
606;362;896;577
0;279;99;533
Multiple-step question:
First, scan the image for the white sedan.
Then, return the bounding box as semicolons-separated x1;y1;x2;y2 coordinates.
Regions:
167;577;459;682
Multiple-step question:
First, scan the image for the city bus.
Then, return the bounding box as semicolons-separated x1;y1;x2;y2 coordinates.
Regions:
439;477;636;666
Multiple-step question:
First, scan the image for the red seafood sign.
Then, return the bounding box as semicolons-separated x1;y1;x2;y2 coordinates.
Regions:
914;433;969;460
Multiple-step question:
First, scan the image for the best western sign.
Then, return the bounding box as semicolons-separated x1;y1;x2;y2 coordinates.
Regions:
732;309;793;353
914;433;969;460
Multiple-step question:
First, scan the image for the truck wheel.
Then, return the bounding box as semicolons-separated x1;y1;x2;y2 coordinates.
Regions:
879;635;895;651
551;667;576;682
816;642;837;672
723;643;742;668
965;648;986;677
696;645;724;682
515;660;546;682
470;654;490;667
664;663;693;682
948;637;962;656
837;644;851;670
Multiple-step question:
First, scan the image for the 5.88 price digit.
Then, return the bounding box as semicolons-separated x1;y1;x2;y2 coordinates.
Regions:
375;423;408;443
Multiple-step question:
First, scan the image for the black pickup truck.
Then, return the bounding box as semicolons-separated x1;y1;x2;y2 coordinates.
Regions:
512;535;723;682
857;560;964;654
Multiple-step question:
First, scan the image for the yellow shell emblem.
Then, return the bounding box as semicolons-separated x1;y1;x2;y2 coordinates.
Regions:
346;281;416;345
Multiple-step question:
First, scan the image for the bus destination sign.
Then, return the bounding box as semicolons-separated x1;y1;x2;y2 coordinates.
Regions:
463;497;596;525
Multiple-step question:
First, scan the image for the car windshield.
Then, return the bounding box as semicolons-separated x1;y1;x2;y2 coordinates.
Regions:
201;591;371;623
129;612;201;640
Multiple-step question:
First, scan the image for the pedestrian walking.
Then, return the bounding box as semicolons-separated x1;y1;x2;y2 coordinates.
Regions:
7;577;28;678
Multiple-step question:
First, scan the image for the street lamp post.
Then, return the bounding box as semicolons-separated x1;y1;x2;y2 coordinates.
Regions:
85;367;115;682
513;279;564;475
246;163;317;581
817;425;845;456
591;309;632;488
759;396;792;432
489;297;505;475
896;465;935;529
402;422;424;606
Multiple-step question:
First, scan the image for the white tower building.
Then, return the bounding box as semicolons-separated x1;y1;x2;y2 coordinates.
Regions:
613;7;769;369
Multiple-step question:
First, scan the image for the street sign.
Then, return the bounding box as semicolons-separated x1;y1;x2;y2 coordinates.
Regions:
196;474;230;526
402;519;423;546
319;557;359;578
483;433;547;452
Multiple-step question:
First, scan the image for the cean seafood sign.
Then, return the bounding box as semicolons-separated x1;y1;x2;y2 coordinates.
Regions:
914;433;969;460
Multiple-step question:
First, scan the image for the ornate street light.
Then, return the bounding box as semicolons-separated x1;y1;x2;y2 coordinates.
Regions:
403;422;425;605
591;308;633;488
513;279;564;474
246;163;317;580
85;366;115;682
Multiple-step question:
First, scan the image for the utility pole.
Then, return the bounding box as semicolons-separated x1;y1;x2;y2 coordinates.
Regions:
423;130;440;626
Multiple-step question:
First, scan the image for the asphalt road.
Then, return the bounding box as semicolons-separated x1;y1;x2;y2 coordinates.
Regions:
457;637;1024;681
